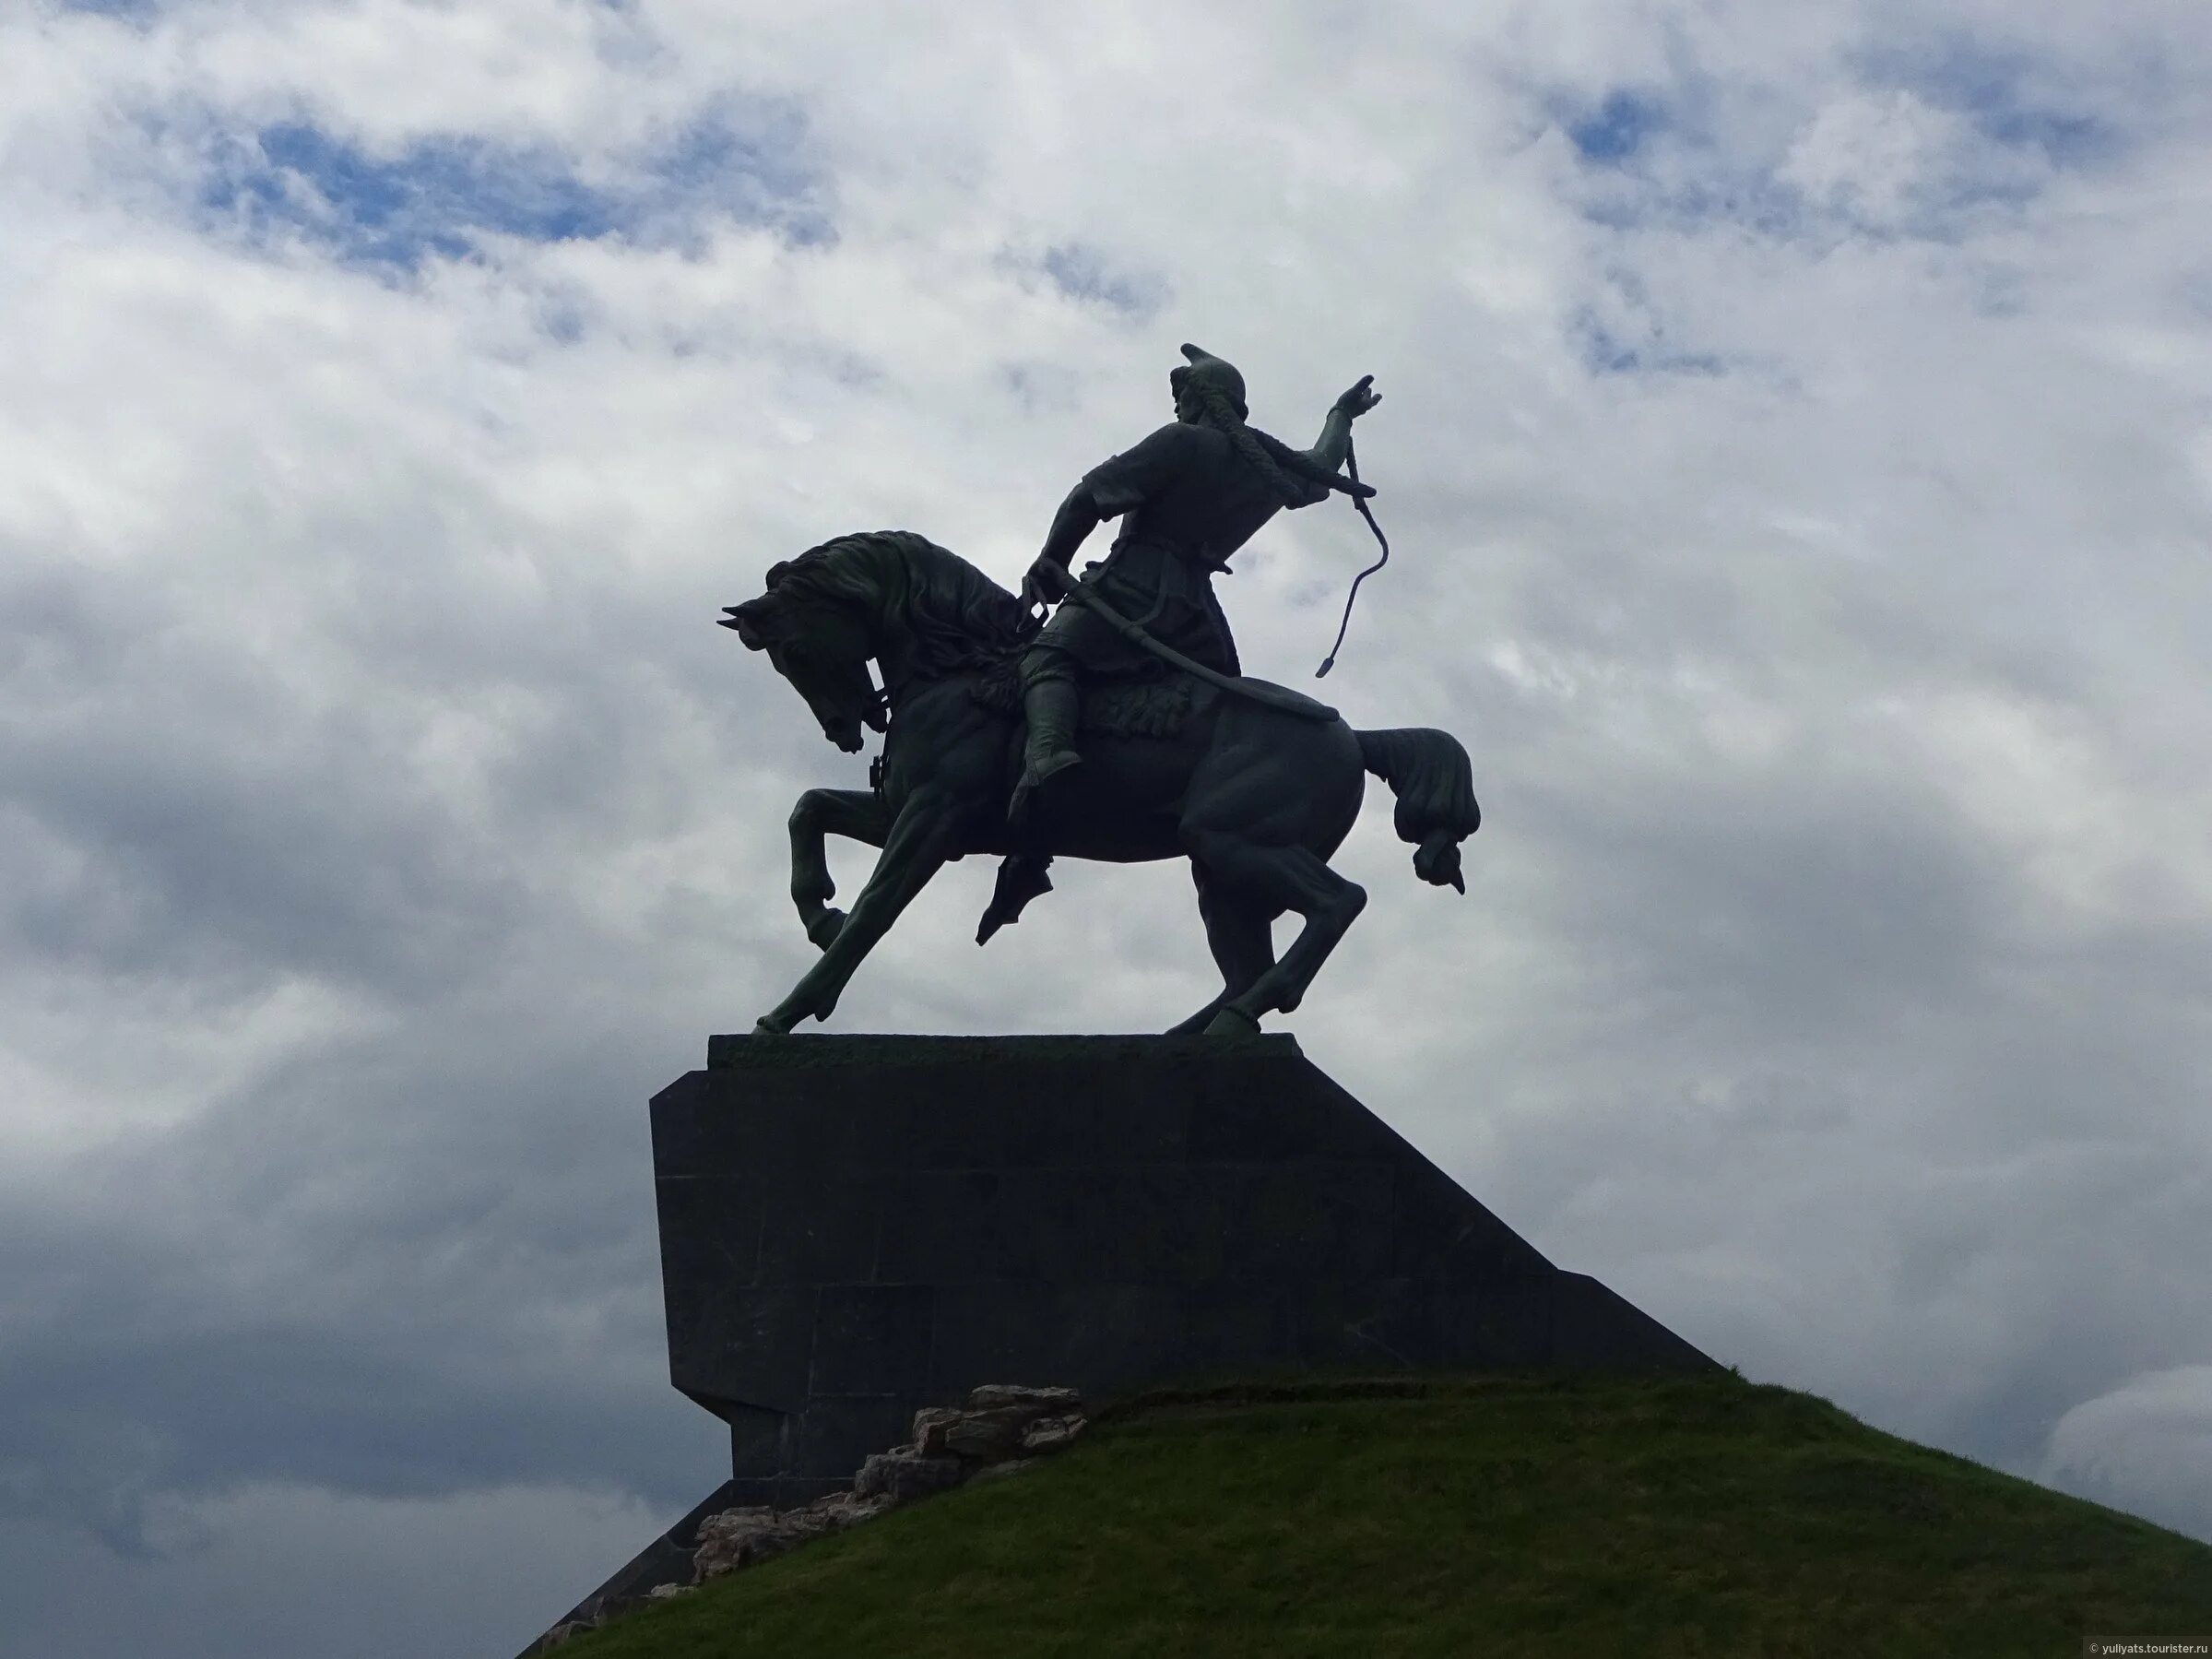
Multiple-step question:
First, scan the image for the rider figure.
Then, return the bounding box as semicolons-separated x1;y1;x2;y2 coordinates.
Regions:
1012;343;1382;821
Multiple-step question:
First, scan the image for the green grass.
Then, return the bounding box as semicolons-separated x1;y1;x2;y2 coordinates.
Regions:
560;1373;2212;1658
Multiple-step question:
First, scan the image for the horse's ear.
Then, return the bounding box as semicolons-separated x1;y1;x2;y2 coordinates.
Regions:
719;596;777;649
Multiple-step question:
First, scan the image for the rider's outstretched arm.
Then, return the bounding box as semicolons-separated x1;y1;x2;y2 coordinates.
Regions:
1306;407;1355;473
1305;374;1380;474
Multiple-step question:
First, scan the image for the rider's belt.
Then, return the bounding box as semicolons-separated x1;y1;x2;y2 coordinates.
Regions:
1112;533;1226;573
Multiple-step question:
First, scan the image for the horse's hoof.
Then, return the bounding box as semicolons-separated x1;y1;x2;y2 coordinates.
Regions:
753;1014;795;1036
1201;1007;1263;1038
806;908;847;950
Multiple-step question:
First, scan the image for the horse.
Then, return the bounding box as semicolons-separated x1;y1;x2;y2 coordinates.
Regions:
722;529;1479;1037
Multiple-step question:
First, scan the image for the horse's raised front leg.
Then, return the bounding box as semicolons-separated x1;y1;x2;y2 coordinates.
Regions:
757;791;962;1034
788;788;890;950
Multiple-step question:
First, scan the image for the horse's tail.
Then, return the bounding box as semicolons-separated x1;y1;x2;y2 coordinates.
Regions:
1356;728;1480;894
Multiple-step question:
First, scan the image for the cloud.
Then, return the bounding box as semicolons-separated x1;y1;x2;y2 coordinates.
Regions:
1031;243;1172;321
4;2;2212;1653
2042;1368;2212;1540
0;1481;667;1659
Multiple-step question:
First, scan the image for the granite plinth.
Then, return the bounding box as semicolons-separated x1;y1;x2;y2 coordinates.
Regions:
657;1034;1710;1506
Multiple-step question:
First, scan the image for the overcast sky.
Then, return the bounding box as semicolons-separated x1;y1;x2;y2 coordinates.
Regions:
3;1;2209;1654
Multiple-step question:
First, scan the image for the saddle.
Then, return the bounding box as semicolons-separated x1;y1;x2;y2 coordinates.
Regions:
970;667;1201;947
1073;672;1196;739
972;664;1200;741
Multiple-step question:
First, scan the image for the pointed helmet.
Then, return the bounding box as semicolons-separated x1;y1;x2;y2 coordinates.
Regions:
1170;341;1248;421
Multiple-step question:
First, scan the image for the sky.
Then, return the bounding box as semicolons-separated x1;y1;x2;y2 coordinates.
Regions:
2;1;2209;1653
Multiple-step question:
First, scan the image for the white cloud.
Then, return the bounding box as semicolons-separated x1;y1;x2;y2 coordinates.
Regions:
0;1479;669;1659
1778;89;2005;230
2043;1367;2212;1540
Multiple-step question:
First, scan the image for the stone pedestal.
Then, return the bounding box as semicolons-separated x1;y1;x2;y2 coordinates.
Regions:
657;1034;1711;1507
527;1033;1714;1646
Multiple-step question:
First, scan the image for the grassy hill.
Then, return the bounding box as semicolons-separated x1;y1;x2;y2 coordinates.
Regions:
556;1372;2212;1658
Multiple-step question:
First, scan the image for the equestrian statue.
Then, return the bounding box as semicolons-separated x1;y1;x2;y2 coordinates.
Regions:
722;343;1478;1037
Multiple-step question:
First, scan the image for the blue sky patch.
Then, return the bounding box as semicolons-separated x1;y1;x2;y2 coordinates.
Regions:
1035;243;1169;320
1556;34;2122;248
1570;313;1726;379
201;124;621;270
1863;35;2124;168
195;101;832;274
1578;171;1806;241
643;101;834;247
1565;89;1671;164
1551;78;1802;239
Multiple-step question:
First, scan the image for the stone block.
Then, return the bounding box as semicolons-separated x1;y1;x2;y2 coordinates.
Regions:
941;1405;1032;1463
909;1404;961;1454
810;1285;935;1397
853;1451;965;1502
763;1394;918;1487
652;1036;1713;1532
966;1384;1082;1412
671;1285;813;1416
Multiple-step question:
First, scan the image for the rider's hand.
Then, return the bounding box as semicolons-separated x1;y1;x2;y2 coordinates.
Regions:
1333;374;1381;420
1020;556;1069;612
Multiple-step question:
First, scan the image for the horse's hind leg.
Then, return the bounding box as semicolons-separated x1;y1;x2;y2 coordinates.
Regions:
1166;864;1277;1036
1183;838;1366;1035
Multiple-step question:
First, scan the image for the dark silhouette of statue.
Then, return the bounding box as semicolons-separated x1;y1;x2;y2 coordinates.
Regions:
721;345;1475;1037
1011;343;1382;822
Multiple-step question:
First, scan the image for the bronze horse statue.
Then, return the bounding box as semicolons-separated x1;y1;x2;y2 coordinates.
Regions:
724;529;1478;1037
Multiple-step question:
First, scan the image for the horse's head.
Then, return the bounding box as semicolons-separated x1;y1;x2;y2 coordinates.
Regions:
724;531;1028;750
722;560;885;754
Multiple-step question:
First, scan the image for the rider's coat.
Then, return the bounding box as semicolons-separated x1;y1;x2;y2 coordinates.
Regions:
1031;420;1330;681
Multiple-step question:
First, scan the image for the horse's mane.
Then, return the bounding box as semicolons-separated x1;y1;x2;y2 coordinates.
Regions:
767;529;1031;681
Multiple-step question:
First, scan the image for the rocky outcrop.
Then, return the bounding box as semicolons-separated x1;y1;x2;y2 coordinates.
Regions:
691;1491;894;1580
693;1384;1084;1586
522;1386;1084;1653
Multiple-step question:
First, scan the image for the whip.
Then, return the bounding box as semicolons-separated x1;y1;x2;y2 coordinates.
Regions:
1315;434;1390;679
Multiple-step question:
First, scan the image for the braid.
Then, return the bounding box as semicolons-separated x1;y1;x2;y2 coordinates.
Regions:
1191;384;1320;508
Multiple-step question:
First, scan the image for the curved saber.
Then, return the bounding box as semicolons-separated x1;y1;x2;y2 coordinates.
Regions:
1316;435;1390;680
1045;579;1339;724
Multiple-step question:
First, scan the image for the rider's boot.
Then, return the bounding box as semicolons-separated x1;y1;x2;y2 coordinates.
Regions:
1009;674;1082;825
